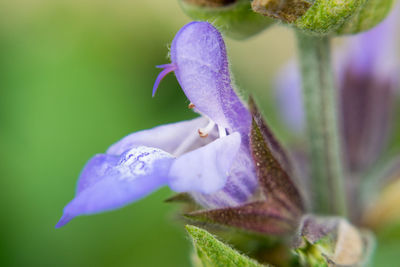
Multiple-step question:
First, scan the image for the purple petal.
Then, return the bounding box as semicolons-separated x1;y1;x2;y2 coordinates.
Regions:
170;22;251;135
191;145;258;208
107;117;209;156
168;132;241;194
56;146;174;228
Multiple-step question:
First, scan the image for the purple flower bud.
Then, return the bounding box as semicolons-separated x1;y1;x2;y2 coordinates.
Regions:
56;22;258;227
293;215;373;266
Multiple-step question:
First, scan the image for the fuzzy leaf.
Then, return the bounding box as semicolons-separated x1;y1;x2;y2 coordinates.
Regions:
179;0;274;40
250;114;304;216
186;200;300;235
186;225;268;267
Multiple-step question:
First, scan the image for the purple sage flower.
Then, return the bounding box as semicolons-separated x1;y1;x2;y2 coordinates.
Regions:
56;22;257;228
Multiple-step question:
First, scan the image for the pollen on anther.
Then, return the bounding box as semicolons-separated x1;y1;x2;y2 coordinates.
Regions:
188;103;195;109
198;129;208;138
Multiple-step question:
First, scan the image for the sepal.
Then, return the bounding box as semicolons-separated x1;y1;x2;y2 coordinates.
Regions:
249;97;294;175
337;0;395;34
186;200;301;235
250;102;304;215
179;0;275;40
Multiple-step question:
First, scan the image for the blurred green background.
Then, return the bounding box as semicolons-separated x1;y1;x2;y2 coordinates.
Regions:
0;1;399;266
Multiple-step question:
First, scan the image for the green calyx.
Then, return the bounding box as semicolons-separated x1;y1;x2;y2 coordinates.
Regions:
337;0;395;34
293;215;376;267
294;0;367;35
252;0;397;36
178;0;275;40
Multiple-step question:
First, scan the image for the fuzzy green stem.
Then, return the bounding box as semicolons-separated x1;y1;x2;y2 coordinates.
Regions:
296;31;347;216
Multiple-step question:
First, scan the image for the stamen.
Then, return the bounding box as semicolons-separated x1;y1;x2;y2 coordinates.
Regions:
218;125;227;138
188;103;195;109
198;121;216;138
152;63;177;97
173;130;200;156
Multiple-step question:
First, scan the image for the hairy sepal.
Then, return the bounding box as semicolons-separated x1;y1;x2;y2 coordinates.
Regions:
250;109;304;216
186;200;300;235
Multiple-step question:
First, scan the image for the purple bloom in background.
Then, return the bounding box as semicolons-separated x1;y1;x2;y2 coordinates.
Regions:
56;22;257;228
276;6;400;174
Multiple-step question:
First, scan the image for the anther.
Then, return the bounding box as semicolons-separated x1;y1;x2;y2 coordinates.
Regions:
198;120;216;138
188;103;195;109
198;129;208;138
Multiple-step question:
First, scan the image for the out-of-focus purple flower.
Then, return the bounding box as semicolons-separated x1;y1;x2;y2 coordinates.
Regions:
275;5;400;173
56;22;257;228
275;62;304;133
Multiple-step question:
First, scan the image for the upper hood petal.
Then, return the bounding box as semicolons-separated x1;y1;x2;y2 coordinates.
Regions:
170;21;251;135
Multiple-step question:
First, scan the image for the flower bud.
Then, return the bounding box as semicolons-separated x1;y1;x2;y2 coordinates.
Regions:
293;215;374;266
337;0;395;34
252;0;397;35
179;0;275;39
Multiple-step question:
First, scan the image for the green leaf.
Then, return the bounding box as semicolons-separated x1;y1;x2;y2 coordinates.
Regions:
186;225;269;267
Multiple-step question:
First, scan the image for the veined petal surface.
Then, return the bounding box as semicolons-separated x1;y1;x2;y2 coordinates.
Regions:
56;146;174;227
107;117;209;156
171;21;251;135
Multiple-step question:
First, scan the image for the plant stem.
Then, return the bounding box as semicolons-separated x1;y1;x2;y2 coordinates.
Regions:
296;31;347;216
